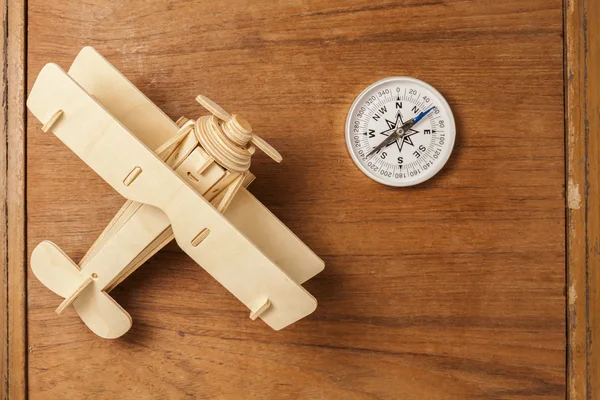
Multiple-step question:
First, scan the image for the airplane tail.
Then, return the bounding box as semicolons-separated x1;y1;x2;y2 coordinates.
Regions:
31;241;132;339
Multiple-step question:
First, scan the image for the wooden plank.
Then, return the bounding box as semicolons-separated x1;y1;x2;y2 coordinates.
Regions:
26;1;566;399
0;0;8;398
6;0;26;398
565;1;586;397
586;0;600;392
566;0;600;398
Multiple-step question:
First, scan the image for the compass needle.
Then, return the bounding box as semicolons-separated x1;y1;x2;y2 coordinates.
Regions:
346;77;456;187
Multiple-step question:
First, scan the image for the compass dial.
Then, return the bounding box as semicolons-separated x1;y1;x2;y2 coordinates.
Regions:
345;77;456;187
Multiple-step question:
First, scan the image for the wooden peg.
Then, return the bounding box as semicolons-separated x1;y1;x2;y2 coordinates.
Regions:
123;166;142;186
191;228;210;247
42;109;64;132
250;299;271;320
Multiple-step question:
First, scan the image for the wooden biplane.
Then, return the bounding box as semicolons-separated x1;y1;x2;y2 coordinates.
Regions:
26;47;324;339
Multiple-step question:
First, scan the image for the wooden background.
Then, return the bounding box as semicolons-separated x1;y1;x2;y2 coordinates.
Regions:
4;0;585;398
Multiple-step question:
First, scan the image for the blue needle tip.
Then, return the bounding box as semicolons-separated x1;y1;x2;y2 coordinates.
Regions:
413;106;436;124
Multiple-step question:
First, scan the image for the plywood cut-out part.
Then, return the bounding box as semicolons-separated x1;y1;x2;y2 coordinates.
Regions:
26;47;324;339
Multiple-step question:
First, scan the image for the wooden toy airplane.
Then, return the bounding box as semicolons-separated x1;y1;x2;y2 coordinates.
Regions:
27;47;324;339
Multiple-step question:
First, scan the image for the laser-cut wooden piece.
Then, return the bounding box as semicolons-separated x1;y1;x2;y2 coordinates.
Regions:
26;47;324;339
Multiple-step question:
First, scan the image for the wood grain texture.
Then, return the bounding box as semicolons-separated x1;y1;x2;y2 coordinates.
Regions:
26;1;565;399
566;0;600;398
0;0;8;397
4;0;27;399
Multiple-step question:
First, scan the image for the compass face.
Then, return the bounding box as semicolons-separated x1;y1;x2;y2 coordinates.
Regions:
345;77;456;187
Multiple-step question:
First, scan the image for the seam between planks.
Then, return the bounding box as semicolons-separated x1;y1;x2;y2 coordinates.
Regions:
564;0;600;398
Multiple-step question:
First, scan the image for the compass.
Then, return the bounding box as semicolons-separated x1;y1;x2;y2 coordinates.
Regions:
345;77;456;187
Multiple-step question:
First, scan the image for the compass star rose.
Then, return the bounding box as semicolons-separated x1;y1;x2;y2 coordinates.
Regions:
378;127;419;152
394;129;418;153
377;113;420;153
